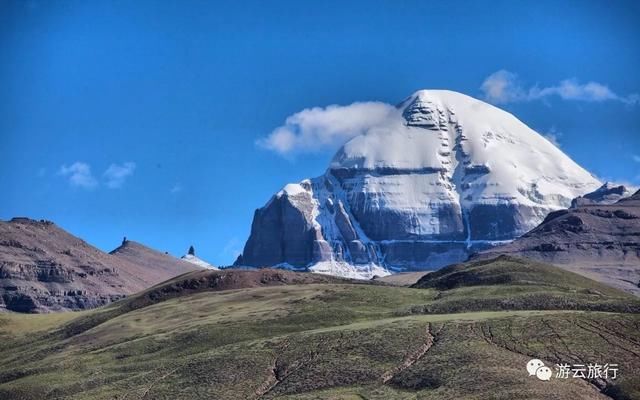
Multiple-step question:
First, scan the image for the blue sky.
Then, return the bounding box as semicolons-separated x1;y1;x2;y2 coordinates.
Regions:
1;0;639;265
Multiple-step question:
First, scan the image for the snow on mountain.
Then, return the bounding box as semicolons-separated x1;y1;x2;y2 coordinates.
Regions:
181;254;218;269
181;246;218;270
308;261;391;279
236;90;601;279
333;90;598;210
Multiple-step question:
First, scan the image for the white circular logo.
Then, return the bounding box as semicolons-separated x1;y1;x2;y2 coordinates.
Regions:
527;359;544;376
527;359;551;381
536;366;552;381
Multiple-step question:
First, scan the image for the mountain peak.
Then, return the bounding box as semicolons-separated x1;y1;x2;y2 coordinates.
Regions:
331;90;599;206
398;89;505;126
400;89;482;106
239;90;601;278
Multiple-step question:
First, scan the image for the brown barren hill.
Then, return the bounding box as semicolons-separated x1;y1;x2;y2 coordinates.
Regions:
0;218;200;313
109;240;202;285
477;190;640;295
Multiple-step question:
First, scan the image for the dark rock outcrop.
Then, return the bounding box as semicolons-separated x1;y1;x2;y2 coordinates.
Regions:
570;182;632;208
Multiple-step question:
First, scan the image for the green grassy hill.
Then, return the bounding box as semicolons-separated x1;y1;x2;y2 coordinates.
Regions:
1;258;639;399
409;255;639;314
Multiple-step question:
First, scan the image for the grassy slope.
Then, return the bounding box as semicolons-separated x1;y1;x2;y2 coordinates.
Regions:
0;258;639;399
409;255;640;314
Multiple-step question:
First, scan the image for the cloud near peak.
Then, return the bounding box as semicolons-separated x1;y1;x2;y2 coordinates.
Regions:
481;69;639;105
258;72;637;157
256;102;400;156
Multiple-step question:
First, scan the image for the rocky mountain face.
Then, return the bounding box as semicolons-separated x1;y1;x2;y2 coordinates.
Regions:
571;182;632;208
0;218;200;312
478;190;640;295
237;90;601;278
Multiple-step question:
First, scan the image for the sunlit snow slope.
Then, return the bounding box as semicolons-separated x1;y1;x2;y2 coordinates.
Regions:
181;254;218;270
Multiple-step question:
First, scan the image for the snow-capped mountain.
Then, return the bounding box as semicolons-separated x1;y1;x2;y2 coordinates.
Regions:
181;246;218;270
236;90;601;279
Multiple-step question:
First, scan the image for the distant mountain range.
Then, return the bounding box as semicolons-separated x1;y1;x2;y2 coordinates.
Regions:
236;90;601;278
0;218;209;312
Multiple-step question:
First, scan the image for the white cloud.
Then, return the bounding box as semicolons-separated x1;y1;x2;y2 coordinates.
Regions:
481;70;639;105
633;155;640;163
531;79;618;102
480;70;525;104
103;162;136;189
257;102;400;155
58;162;98;189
